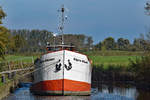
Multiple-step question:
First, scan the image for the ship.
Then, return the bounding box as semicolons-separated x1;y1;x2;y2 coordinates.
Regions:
30;5;92;96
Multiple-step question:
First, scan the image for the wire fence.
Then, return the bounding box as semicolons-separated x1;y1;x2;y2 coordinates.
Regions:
0;57;34;72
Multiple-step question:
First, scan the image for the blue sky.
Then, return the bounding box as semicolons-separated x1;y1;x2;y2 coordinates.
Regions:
0;0;150;44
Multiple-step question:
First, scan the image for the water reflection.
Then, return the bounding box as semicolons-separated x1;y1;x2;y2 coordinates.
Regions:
2;83;150;100
92;84;137;100
34;96;91;100
3;85;91;100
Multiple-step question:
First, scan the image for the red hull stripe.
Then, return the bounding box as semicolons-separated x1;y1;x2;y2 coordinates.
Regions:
31;79;91;92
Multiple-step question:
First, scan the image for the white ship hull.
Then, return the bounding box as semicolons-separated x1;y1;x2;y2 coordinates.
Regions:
30;50;92;95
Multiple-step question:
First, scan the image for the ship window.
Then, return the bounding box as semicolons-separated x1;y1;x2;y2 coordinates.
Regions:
47;46;75;52
47;47;62;52
47;47;53;51
70;47;74;51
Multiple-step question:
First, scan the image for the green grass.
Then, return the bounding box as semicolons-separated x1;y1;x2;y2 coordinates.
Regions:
84;50;144;56
83;51;143;68
0;55;38;71
0;55;37;63
0;81;3;86
89;55;140;68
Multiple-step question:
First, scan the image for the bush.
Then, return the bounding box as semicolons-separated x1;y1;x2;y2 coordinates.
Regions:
129;56;150;83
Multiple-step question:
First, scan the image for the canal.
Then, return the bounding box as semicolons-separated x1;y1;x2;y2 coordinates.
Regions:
2;83;150;100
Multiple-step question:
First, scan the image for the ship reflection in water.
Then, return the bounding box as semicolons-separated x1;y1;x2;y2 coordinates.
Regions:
2;83;150;100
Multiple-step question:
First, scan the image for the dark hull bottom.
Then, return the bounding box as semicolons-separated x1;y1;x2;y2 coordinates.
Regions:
30;90;91;96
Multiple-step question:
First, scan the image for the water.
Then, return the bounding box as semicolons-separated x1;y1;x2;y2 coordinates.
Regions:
2;83;150;100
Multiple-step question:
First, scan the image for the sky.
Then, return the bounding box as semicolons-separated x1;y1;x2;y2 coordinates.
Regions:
0;0;150;44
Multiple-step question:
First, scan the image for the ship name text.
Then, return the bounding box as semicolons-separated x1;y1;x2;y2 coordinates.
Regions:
73;58;88;64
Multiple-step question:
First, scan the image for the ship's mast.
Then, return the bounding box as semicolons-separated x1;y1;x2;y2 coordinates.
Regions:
59;5;66;95
59;5;65;45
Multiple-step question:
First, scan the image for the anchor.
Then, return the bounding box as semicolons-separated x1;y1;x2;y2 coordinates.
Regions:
55;59;62;72
65;59;72;71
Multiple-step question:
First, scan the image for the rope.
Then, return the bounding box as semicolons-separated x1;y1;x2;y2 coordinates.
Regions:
0;66;34;74
20;60;60;77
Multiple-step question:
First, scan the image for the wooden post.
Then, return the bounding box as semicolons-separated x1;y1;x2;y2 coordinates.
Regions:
32;56;34;64
8;73;12;79
7;61;11;71
1;74;6;83
8;62;11;70
21;59;23;68
12;72;16;78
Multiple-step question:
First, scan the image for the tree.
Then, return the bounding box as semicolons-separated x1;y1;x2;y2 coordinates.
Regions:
10;29;53;53
63;34;88;51
117;38;130;51
94;42;102;50
117;38;124;50
0;7;6;24
7;35;16;54
13;34;27;53
133;38;148;51
124;39;130;50
102;37;116;50
0;7;9;58
86;36;93;51
9;29;93;53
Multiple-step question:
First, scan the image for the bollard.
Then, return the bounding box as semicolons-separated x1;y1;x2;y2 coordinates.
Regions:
1;75;6;83
8;73;12;79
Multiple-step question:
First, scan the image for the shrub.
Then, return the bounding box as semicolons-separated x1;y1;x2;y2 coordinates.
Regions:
129;56;150;83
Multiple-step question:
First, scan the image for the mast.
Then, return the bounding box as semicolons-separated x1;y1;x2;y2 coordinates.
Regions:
59;5;66;95
59;5;65;45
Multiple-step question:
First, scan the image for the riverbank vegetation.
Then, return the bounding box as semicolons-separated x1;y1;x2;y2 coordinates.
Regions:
92;55;150;90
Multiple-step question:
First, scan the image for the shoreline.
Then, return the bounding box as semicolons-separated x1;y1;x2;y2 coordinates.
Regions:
0;79;19;100
92;66;150;91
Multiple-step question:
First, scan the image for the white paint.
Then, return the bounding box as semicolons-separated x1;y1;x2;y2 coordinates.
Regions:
33;50;92;84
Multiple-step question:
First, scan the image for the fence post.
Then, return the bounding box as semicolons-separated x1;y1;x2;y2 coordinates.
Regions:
1;74;6;83
8;61;11;70
8;73;12;79
32;56;34;64
12;72;16;78
21;59;23;68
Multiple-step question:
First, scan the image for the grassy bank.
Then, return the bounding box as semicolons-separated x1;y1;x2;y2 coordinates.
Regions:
84;50;144;56
0;55;37;72
84;51;143;68
0;81;16;100
89;55;139;68
0;55;37;63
